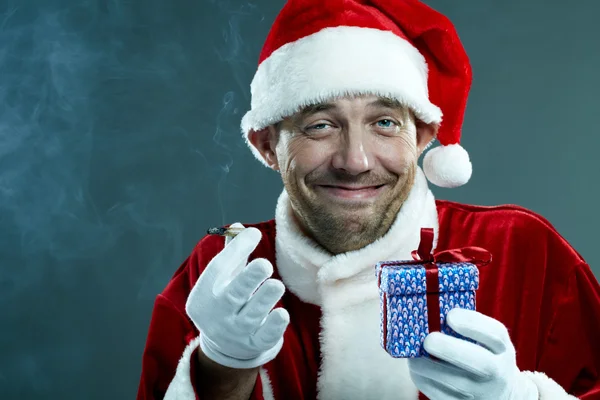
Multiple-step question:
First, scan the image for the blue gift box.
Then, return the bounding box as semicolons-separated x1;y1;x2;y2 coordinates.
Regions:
375;260;480;358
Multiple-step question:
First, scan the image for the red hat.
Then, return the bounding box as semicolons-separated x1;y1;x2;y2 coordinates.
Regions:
241;0;473;188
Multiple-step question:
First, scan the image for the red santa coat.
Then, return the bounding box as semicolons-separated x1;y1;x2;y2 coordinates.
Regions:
137;170;600;400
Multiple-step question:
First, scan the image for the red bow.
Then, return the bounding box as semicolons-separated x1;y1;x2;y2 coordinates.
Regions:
413;228;491;333
411;228;492;267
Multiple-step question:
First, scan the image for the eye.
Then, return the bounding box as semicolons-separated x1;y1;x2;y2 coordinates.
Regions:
306;123;331;131
376;119;397;128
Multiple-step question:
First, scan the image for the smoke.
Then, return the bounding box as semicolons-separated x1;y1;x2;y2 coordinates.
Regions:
205;0;262;225
0;0;266;297
212;91;237;225
212;1;258;100
0;1;182;300
0;1;268;397
0;5;106;264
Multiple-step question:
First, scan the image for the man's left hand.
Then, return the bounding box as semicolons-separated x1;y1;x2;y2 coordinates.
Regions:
408;308;539;399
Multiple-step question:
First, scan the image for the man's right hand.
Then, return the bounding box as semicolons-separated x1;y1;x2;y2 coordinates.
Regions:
185;223;290;369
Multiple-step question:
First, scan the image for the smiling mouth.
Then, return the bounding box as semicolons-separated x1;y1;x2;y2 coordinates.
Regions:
316;184;387;200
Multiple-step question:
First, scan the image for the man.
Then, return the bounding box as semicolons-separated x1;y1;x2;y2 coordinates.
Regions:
137;0;600;399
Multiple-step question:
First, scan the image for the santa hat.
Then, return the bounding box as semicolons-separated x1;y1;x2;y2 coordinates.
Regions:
241;0;473;188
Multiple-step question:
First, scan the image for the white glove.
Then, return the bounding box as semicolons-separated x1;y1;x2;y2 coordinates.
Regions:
408;308;539;400
185;223;290;369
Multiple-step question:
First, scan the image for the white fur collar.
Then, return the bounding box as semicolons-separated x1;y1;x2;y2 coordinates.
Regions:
275;167;439;400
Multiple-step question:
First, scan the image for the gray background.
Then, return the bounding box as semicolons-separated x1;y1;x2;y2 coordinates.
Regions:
1;0;598;398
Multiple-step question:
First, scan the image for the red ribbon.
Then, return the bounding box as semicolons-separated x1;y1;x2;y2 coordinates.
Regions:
411;228;492;333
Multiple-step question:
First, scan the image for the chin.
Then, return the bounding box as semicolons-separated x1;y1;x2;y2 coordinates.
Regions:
328;207;383;231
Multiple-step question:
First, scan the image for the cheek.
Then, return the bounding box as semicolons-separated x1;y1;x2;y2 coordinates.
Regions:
278;137;330;178
396;127;419;154
377;132;419;173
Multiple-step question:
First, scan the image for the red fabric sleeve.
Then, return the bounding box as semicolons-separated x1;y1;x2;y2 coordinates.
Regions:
136;292;265;400
137;222;314;399
136;234;269;400
537;262;600;399
136;294;197;399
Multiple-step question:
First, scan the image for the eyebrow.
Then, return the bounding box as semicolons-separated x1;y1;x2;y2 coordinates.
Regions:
296;102;337;119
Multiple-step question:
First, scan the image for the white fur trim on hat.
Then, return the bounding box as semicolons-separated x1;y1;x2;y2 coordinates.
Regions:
241;26;443;166
423;143;472;188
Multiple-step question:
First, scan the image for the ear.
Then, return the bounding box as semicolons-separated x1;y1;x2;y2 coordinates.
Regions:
247;126;280;170
415;120;438;156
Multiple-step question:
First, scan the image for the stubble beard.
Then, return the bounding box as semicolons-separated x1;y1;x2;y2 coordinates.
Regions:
289;164;417;255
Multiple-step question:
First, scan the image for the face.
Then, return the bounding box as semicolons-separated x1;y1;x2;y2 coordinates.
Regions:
250;94;436;254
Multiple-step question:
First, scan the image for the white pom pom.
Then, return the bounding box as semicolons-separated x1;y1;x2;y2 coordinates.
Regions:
423;144;472;188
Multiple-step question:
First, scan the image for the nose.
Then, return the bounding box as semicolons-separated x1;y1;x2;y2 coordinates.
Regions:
331;126;372;175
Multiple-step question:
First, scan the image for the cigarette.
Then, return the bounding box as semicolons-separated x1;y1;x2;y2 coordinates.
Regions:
207;225;245;238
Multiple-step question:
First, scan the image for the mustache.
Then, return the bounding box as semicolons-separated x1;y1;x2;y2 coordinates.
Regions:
306;170;395;186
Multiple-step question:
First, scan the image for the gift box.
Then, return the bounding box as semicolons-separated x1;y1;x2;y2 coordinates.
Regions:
375;228;491;358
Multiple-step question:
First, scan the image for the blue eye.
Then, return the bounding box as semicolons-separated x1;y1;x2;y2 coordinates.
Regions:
309;123;329;130
377;119;395;128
